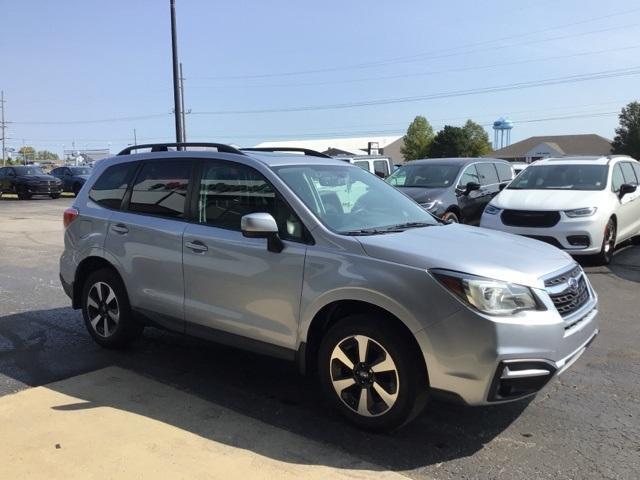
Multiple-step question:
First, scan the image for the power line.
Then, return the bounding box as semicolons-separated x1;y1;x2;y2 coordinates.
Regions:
13;113;169;126
190;8;640;80
189;44;640;90
189;67;640;116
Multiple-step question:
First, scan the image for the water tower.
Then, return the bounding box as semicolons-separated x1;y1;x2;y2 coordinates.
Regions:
493;117;513;149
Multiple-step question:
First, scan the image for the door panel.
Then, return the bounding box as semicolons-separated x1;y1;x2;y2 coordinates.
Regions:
183;225;305;349
616;162;640;240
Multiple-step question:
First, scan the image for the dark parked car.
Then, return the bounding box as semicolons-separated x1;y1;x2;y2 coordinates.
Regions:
386;157;514;224
51;166;93;196
0;165;62;200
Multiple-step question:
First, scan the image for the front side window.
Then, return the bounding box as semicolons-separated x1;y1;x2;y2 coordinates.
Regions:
89;162;138;209
509;164;608;191
495;162;514;182
128;160;192;218
275;164;438;234
458;164;479;187
386;163;460;188
198;161;304;241
70;167;92;176
476;163;499;186
611;164;625;192
620;162;638;185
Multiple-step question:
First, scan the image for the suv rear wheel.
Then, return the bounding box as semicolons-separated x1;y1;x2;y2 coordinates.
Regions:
81;268;143;348
318;314;428;431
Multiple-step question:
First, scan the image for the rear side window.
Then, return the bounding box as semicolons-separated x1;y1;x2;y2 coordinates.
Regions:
476;163;499;185
620;162;638;185
495;162;514;182
354;161;370;171
128;160;192;218
89;162;138;209
632;163;640;183
197;161;304;241
373;160;390;178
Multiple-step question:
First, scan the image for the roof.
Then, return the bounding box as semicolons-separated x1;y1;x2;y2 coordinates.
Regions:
490;134;612;158
532;155;635;166
255;136;402;156
406;157;504;166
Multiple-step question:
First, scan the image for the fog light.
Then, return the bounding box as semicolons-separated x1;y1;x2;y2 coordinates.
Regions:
567;235;590;247
488;361;556;401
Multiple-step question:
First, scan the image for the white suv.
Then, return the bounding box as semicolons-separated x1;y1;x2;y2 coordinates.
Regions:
481;155;640;264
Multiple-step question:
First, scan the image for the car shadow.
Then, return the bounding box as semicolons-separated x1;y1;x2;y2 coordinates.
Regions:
576;243;640;283
0;306;528;472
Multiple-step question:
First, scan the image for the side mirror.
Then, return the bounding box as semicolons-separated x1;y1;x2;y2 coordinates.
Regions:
619;183;637;199
241;213;283;253
464;181;481;195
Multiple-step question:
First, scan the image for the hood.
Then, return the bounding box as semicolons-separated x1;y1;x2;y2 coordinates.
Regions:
492;188;603;210
76;175;91;181
397;186;449;204
18;174;59;182
356;224;574;289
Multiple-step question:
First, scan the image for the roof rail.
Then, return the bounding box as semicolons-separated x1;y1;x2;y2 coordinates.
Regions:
241;147;332;159
117;142;246;156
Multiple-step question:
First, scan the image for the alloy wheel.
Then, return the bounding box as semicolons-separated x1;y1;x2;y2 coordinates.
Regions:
329;335;399;417
86;281;120;337
603;220;616;255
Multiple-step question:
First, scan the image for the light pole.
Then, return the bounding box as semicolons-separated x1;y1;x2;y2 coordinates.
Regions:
170;0;184;147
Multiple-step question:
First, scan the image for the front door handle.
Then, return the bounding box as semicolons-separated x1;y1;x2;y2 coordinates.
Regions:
111;224;129;235
185;240;208;253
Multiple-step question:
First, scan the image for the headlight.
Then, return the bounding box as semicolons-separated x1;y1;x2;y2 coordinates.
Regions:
431;270;542;316
564;207;597;218
420;201;438;211
484;204;501;215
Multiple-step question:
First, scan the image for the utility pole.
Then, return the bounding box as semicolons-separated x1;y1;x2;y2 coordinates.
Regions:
1;91;6;166
170;0;184;147
133;128;137;146
179;62;187;142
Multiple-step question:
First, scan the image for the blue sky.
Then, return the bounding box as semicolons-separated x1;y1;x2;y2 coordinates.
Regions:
1;0;639;155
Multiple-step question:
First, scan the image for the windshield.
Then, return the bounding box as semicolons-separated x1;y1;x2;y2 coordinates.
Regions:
13;166;45;176
70;167;92;175
508;164;608;191
386;163;460;188
274;164;438;234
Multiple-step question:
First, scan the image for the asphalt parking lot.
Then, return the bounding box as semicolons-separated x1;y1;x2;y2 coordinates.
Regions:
0;196;639;479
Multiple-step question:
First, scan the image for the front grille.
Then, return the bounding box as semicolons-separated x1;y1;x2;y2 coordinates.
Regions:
525;235;563;249
501;209;560;228
545;266;590;317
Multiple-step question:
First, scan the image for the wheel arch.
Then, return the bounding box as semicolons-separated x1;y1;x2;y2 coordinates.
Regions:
72;256;126;309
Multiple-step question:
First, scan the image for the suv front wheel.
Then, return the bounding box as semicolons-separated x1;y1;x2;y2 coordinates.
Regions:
318;314;428;431
81;268;143;348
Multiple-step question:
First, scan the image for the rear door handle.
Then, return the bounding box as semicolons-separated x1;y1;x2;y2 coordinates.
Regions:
111;224;129;235
185;240;208;253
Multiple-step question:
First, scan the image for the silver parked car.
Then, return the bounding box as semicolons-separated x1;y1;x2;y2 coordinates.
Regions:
60;143;599;430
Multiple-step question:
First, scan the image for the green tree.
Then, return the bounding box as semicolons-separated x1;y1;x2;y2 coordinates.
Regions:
612;101;640;158
401;115;434;160
18;146;36;163
428;126;468;158
35;150;59;161
461;119;492;156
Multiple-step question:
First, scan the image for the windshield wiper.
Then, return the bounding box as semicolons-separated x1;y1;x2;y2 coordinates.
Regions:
342;228;403;236
383;221;434;230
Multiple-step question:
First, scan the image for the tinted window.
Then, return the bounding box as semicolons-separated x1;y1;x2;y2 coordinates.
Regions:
50;168;61;175
13;166;44;176
373;160;390;178
198;162;304;241
89;162;138;209
620;162;638;185
611;164;625;192
129;161;192;218
509;164;608;191
476;163;499;185
70;167;92;175
458;164;479;186
387;163;460;188
495;162;514;182
0;168;6;177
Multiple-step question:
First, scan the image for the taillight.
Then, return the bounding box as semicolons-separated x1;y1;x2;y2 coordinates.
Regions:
63;208;79;228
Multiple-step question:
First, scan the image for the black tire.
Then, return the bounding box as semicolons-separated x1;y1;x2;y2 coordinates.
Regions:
441;211;459;224
81;268;143;349
593;217;616;265
73;183;82;196
50;193;61;199
318;314;428;431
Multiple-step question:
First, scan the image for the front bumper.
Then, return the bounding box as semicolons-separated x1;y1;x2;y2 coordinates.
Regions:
415;272;599;405
480;211;605;255
25;184;62;194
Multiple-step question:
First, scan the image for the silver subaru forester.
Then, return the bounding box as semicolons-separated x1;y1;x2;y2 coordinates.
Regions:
60;143;598;430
